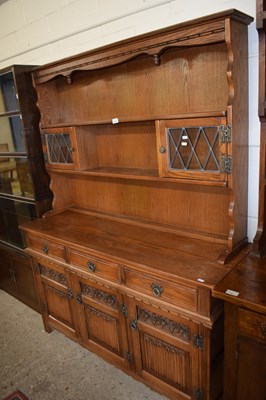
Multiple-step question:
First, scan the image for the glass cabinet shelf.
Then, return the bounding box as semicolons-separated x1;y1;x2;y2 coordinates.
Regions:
0;196;36;248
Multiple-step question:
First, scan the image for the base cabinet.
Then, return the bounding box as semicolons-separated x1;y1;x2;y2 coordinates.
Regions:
30;251;223;400
0;245;39;311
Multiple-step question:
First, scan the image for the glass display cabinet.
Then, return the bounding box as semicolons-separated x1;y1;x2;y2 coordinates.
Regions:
0;65;52;311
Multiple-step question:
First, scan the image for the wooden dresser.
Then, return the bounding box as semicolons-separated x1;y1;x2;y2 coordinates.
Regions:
20;10;252;400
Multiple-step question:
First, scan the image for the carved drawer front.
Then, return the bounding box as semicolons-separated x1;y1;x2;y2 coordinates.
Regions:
27;235;66;262
68;248;121;283
238;308;266;342
124;268;197;311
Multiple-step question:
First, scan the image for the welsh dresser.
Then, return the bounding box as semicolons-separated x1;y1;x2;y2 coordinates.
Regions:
21;10;252;400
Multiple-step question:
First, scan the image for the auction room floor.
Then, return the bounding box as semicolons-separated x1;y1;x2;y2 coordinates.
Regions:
0;290;166;400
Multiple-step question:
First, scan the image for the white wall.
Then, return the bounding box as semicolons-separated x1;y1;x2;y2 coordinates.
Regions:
0;0;259;242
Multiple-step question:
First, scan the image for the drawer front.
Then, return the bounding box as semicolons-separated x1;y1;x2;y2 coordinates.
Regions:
27;235;66;262
238;308;266;342
125;268;197;311
68;248;121;283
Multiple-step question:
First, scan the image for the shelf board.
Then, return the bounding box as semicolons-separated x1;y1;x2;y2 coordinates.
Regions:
40;110;227;129
48;166;227;187
0;193;35;203
0;152;27;158
0;110;20;118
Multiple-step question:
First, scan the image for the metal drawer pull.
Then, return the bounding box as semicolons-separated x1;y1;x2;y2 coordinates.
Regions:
151;283;163;297
87;261;96;272
67;288;73;300
42;245;49;254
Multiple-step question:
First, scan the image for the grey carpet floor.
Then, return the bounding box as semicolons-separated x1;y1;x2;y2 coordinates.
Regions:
0;290;166;400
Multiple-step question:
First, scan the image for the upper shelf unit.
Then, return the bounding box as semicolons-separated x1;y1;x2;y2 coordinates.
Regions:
31;9;253;255
33;9;253;129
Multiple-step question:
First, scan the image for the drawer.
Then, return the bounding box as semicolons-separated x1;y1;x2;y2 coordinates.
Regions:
238;308;266;342
27;235;66;262
124;268;197;311
68;248;121;283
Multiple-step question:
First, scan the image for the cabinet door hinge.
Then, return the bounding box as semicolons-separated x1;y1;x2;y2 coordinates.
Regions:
9;269;16;284
67;288;73;300
41;303;47;313
40;133;46;145
43;153;48;163
120;303;128;317
34;264;41;274
125;351;133;363
76;293;82;304
193;388;204;400
193;334;204;350
220;124;232;143
221;155;232;174
130;319;138;331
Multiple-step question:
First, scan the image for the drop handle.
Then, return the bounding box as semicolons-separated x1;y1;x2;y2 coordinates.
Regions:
151;283;163;297
87;261;96;272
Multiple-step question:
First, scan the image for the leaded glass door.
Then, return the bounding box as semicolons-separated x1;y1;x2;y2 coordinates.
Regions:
42;127;78;170
156;117;230;182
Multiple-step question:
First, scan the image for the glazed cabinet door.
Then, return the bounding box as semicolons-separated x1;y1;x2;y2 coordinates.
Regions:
41;127;77;170
33;257;80;340
127;299;202;400
156;117;230;182
72;275;130;370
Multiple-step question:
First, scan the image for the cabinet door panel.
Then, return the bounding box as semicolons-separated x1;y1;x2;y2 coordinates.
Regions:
139;330;191;391
12;253;39;311
128;300;200;399
74;277;129;369
236;335;266;400
34;259;79;340
42;127;77;170
156;117;228;182
0;247;16;295
44;283;73;327
84;303;121;354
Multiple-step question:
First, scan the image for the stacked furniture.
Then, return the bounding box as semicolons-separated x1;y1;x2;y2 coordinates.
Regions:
21;10;252;400
213;1;266;399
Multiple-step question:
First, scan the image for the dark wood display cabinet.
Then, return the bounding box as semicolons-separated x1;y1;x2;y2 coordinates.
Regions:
0;65;52;311
20;10;252;400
